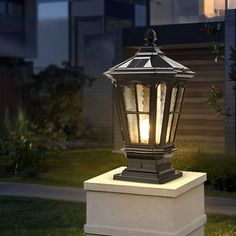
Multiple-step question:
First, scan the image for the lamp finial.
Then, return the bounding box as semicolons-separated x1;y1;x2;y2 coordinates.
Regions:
144;29;157;46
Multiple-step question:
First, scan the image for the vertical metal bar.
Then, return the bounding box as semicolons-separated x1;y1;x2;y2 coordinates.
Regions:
113;84;126;144
134;84;141;143
169;85;179;143
161;83;171;146
119;85;132;145
149;80;156;147
173;84;186;143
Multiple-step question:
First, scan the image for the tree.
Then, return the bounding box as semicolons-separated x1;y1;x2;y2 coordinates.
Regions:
19;62;95;141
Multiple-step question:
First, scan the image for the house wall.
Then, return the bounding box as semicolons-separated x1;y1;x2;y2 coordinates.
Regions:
69;0;104;67
0;0;37;59
168;46;225;152
70;0;143;144
83;32;122;145
33;18;69;72
0;0;37;128
33;0;68;72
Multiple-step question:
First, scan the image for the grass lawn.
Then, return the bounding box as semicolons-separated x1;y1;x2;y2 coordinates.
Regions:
0;196;85;236
0;148;127;188
0;196;236;236
206;214;236;235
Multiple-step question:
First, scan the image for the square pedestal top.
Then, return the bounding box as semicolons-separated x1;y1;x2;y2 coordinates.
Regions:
84;167;206;198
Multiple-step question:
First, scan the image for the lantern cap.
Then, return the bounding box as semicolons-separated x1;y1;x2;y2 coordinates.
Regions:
104;29;195;79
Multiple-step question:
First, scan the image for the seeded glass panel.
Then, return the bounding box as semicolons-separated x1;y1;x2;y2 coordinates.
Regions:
123;85;136;112
127;114;139;143
170;87;185;142
156;83;167;144
137;84;150;112
139;114;150;144
166;87;178;143
170;114;179;142
175;87;185;112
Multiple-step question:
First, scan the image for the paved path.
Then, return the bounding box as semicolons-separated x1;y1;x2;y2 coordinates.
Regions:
1;182;236;216
0;182;86;202
205;196;236;215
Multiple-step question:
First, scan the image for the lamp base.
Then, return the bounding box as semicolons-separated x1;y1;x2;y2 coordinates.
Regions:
114;168;182;184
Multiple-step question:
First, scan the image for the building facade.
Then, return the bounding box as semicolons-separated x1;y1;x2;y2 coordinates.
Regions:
151;0;226;25
0;0;37;59
70;0;235;152
33;0;69;73
69;0;147;145
0;0;37;126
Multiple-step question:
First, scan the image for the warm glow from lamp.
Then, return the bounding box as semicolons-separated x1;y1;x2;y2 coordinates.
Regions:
140;117;149;144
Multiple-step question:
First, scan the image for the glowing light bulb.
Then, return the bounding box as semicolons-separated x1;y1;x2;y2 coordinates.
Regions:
140;118;149;144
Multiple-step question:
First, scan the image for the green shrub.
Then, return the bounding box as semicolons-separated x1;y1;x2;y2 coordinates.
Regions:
0;109;48;178
172;151;236;191
19;63;95;142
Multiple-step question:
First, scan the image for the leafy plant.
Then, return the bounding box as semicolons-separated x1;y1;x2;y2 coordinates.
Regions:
204;85;224;115
201;22;224;62
172;151;236;192
201;23;236;116
18;62;95;142
0;109;48;178
212;175;236;192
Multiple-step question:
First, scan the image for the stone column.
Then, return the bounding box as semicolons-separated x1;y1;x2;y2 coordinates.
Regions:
84;167;207;236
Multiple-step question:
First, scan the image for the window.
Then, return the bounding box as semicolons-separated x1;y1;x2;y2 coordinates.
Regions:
151;0;229;25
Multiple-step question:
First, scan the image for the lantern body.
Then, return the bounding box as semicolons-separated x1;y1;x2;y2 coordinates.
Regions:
104;30;195;184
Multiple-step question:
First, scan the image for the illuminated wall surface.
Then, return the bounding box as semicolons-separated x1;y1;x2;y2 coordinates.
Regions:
151;0;236;25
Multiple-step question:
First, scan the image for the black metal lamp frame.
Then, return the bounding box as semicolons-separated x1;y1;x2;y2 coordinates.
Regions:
104;29;195;184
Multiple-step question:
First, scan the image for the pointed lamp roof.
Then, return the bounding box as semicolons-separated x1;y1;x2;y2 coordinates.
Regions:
104;29;195;79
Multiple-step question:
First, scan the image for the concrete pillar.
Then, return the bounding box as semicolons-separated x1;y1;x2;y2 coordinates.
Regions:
84;167;207;236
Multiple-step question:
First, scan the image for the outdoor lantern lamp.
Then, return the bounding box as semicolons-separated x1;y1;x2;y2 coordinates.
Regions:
104;29;195;184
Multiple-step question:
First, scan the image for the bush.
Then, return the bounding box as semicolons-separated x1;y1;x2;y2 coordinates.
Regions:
18;63;95;142
172;151;236;191
0;109;48;178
